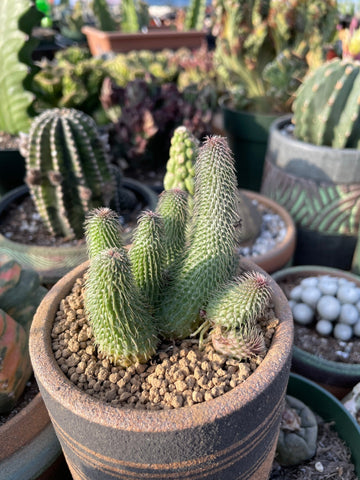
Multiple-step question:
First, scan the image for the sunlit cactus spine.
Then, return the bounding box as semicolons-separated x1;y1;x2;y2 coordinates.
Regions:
85;208;123;260
158;136;239;339
85;248;158;367
129;211;165;309
293;58;360;148
163;126;198;195
155;189;189;270
23;108;115;239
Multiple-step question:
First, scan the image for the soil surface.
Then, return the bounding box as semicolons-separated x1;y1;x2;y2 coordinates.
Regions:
278;274;360;364
0;132;20;150
51;274;278;410
0;375;39;427
270;416;357;479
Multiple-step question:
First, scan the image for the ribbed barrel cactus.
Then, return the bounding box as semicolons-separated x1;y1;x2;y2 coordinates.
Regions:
84;135;274;366
22;108;115;239
293;58;360;148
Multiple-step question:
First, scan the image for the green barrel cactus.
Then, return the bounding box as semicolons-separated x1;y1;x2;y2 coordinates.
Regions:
85;248;158;367
163;126;198;196
22;108;115;239
158;136;239;339
293;58;360;148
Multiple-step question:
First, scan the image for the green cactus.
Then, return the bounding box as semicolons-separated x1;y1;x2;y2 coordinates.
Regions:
85;208;124;260
85;248;158;367
184;0;206;31
0;0;42;134
91;0;117;31
163;126;198;195
129;211;165;309
120;0;140;33
213;0;338;113
158;136;239;339
293;58;360;148
22;108;115;239
155;189;189;271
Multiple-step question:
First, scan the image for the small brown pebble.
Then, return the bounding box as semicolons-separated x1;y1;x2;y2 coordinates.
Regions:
192;391;204;403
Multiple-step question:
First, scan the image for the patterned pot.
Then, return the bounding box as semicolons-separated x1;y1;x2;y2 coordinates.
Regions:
29;258;293;480
261;115;360;272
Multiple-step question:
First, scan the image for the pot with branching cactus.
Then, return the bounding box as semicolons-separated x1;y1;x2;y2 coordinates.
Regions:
29;135;293;480
214;0;338;191
0;108;157;284
261;57;360;272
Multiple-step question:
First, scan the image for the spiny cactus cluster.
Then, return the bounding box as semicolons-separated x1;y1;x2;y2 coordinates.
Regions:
292;58;360;148
21;108;115;239
84;134;273;367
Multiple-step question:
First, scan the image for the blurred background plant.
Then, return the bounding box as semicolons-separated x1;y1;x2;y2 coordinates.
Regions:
213;0;339;114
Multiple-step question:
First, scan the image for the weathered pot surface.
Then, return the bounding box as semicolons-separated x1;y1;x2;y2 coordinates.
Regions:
29;257;293;480
272;265;360;399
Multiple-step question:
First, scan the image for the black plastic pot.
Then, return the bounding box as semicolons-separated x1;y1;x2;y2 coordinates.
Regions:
0;149;25;198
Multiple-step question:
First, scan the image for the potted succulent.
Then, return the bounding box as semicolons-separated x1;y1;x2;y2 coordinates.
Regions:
0;107;157;284
214;0;338;191
0;254;67;479
0;0;42;198
81;0;207;56
272;265;360;400
163;126;296;273
261;57;360;271
29;135;293;479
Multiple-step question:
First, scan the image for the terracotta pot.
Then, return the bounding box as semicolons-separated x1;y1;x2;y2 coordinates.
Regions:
241;190;296;274
0;179;158;284
82;26;206;56
272;265;360;399
287;373;360;477
29;258;293;480
261;115;360;271
0;392;69;480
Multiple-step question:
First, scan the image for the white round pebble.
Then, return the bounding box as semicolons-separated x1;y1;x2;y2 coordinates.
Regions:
289;285;303;301
337;286;360;304
339;278;355;287
316;319;333;336
300;287;322;307
354;321;360;337
333;323;353;341
318;280;338;296
292;303;314;325
339;304;359;325
300;277;318;287
317;295;341;321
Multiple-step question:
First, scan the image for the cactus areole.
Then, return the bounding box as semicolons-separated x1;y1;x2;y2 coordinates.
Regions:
24;108;115;239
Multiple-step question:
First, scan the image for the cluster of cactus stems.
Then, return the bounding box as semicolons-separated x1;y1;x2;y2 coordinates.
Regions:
22;108;115;239
84;134;273;367
292;58;360;148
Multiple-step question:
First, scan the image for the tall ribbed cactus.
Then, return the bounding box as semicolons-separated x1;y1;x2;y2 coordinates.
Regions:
293;58;360;148
184;0;206;31
163;126;198;195
23;108;115;239
85;248;158;366
158;136;239;339
85;207;123;259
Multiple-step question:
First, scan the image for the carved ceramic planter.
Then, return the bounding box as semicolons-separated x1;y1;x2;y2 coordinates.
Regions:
261;115;360;271
29;258;293;480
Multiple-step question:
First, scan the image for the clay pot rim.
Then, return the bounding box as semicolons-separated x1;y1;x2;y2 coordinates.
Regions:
241;189;296;273
30;257;293;433
0;392;50;461
272;264;360;374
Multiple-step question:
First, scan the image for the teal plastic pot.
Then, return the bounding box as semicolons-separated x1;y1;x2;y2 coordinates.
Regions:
219;96;280;192
273;265;360;399
287;373;360;477
0;149;25;198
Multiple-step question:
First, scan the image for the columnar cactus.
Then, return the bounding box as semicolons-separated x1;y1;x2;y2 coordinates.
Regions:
22;108;115;239
292;58;360;148
85;208;123;260
84;135;274;366
85;248;158;366
158;136;239;339
163;126;198;195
